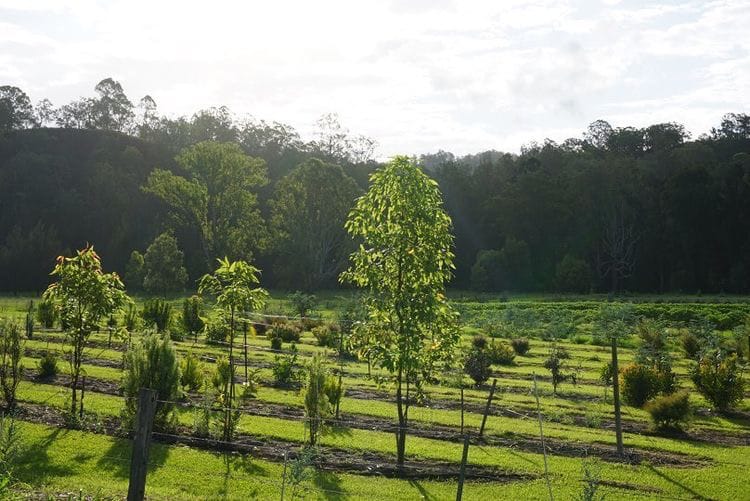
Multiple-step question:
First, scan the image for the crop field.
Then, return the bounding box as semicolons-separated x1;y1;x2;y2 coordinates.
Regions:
0;293;749;500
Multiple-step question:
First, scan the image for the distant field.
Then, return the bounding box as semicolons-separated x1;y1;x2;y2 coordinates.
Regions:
1;292;749;500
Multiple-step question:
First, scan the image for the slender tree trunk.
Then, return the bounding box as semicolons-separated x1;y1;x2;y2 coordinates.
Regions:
611;336;623;456
395;364;406;467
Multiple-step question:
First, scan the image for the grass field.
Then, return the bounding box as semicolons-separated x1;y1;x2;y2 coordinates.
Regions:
0;292;748;500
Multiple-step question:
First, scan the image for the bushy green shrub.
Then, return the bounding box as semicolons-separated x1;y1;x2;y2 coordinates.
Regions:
37;351;58;379
312;324;340;348
620;363;660;407
681;332;701;359
272;345;300;386
645;391;691;430
289;291;317;318
182;295;205;341
472;334;488;350
270;336;282;351
180;352;204;392
0;321;23;410
267;323;301;344
205;321;229;344
487;341;516;365
464;349;492;386
141;299;172;332
36;298;57;329
511;338;530;356
24;301;33;339
690;353;745;412
301;355;340;445
122;333;181;430
124;304;140;332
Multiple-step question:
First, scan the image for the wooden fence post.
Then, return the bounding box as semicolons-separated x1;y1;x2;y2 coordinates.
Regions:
127;388;158;501
455;434;470;501
478;379;497;438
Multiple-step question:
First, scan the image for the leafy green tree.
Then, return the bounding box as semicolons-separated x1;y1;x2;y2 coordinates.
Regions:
0;322;23;410
122;332;181;429
124;250;145;291
199;257;268;437
270;158;360;288
143;141;268;269
43;246;129;416
340;156;459;466
90;78;134;132
143;232;188;295
555;254;592;293
0;86;37;130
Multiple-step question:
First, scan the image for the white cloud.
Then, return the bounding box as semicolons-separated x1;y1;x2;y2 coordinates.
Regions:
0;0;747;156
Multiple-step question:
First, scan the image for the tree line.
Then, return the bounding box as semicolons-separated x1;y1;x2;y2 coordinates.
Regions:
1;78;749;293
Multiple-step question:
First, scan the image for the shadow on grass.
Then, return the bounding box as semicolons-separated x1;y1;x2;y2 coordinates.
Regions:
328;424;353;438
313;469;347;500
14;427;75;485
409;479;438;501
218;451;268;499
646;464;714;501
96;433;170;478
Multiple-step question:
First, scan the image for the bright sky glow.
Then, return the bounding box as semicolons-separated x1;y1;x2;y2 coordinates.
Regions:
1;0;748;156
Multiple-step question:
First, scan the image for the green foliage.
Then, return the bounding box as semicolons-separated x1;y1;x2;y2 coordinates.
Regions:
199;257;268;354
576;459;605;501
204;320;229;344
36;297;57;329
37;350;59;379
124;250;145;291
487;341;516;365
472;334;488;350
312;324;339;348
470;238;533;292
620;363;661;407
270;336;282;351
180;352;204;392
464;348;492;386
270;158;360;289
543;344;568;395
143;232;188;295
593;303;636;344
210;356;240;441
0;413;22;492
181;295;205;340
340;156;459;463
24;300;34;339
122;332;181;430
289;291;317;318
141;298;172;332
645;391;691;430
143;141;268;267
301;355;339;445
267;323;301;344
690;353;745;412
556;254;592;294
124;304;140;333
272;345;300;386
681;331;701;359
0;322;23;410
511;338;530;356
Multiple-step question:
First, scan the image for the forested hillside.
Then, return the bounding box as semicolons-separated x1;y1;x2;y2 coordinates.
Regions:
1;80;749;293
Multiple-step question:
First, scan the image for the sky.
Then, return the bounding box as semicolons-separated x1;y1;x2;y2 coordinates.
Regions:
0;0;748;157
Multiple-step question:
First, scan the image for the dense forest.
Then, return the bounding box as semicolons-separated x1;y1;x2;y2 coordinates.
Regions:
1;79;749;293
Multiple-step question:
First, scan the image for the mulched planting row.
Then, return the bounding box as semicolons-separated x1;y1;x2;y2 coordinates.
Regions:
19;372;715;466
